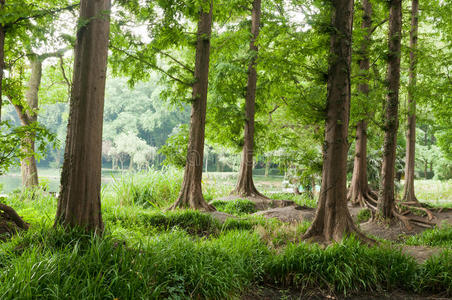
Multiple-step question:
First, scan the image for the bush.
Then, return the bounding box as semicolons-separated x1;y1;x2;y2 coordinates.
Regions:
211;199;256;216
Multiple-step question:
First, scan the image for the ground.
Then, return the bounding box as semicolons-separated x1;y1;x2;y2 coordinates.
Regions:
0;170;451;299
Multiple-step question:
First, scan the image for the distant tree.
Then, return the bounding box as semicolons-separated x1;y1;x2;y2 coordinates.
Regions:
402;0;419;203
170;1;215;211
231;0;265;198
55;0;111;231
348;0;378;208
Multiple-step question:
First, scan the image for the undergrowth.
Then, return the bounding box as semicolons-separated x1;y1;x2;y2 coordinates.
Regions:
211;199;257;216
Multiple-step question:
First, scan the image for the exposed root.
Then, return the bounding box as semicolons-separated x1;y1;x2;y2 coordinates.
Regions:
0;203;29;241
390;207;434;231
399;201;435;221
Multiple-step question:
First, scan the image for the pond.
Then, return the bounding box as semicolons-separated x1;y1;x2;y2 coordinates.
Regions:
0;168;123;194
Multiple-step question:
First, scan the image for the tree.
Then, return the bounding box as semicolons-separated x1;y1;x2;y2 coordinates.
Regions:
377;0;402;220
347;0;378;208
13;50;68;188
231;0;266;198
402;0;419;203
55;0;111;231
303;0;370;243
170;1;215;211
0;0;4;122
14;56;41;188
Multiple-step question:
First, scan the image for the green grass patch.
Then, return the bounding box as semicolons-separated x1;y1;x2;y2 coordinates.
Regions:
403;225;452;247
268;193;317;208
211;199;257;216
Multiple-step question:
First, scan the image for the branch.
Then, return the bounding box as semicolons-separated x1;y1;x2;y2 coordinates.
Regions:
8;3;80;27
59;56;71;96
110;45;192;87
153;47;194;74
370;18;388;35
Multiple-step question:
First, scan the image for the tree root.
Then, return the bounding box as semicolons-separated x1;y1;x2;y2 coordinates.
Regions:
0;203;29;241
389;207;435;231
398;201;435;221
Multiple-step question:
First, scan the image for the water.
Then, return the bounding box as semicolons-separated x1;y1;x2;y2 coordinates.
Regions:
0;168;122;194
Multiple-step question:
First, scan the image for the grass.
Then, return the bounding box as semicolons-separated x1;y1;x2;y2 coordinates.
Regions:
210;199;257;216
1;174;451;298
268;192;317;208
403;224;452;248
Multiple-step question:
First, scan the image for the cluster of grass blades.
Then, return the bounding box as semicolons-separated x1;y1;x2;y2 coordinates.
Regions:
210;199;257;216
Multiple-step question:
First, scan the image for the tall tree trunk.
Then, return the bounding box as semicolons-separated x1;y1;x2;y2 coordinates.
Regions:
18;56;42;188
170;1;214;211
377;0;402;219
304;0;370;243
232;0;265;198
402;0;419;203
55;0;111;231
348;0;377;207
0;0;5;122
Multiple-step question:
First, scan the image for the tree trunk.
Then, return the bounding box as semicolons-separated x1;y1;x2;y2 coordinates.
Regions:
55;0;111;231
304;0;370;243
265;156;270;177
18;57;42;188
377;0;402;219
403;0;419;203
0;0;5;122
348;0;377;208
232;0;265;198
170;1;214;211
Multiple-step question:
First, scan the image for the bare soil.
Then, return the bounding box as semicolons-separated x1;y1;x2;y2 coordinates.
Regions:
242;285;452;299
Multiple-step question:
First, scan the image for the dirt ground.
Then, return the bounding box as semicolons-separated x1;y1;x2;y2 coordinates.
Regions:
211;196;452;265
242;285;452;300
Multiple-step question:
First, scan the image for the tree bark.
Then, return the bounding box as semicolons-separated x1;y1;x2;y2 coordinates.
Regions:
377;0;402;219
0;0;5;122
55;0;110;231
232;0;265;198
402;0;419;203
348;0;377;208
170;1;214;211
304;0;370;243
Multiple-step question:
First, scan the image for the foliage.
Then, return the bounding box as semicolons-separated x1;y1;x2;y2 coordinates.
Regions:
0;121;57;175
356;208;371;223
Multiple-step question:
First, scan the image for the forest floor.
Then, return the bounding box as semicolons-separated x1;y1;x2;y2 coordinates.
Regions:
0;172;451;299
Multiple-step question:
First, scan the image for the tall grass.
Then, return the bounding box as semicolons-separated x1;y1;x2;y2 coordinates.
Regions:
110;167;183;208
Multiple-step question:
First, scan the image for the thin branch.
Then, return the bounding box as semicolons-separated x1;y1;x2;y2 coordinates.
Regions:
59;56;72;97
8;3;80;27
110;45;192;87
370;18;388;35
153;47;194;74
